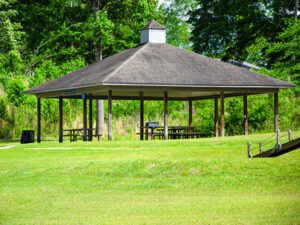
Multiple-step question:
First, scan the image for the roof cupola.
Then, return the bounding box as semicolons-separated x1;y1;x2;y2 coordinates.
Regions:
140;20;166;44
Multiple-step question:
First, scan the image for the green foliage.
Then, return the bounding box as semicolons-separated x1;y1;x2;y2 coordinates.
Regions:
225;98;243;135
188;0;299;62
0;0;24;74
5;78;27;106
0;98;8;123
246;37;269;67
30;58;86;87
105;0;164;54
160;0;195;49
267;19;300;92
248;95;272;131
80;10;114;54
0;97;9;138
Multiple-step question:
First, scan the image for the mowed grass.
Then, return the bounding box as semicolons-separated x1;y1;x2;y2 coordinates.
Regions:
0;132;299;225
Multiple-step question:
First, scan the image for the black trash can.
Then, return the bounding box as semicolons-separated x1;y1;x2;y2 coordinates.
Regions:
20;130;35;144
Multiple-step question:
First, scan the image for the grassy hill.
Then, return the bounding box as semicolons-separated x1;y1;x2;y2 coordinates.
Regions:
0;133;299;224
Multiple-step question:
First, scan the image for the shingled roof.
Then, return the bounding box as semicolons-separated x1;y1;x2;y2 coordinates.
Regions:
24;42;295;95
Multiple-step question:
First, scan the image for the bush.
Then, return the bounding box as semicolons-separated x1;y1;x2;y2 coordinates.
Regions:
6;78;27;106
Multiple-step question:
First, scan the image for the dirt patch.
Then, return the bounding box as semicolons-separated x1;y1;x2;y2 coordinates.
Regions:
188;167;203;175
147;163;159;168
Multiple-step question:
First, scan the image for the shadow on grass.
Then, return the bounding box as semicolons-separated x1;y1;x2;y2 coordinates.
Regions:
0;139;58;144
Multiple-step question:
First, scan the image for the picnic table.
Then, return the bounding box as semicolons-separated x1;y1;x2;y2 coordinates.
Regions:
63;128;101;142
137;126;202;140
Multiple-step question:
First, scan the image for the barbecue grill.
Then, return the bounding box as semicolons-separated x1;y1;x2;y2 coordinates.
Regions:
145;122;159;139
146;122;159;129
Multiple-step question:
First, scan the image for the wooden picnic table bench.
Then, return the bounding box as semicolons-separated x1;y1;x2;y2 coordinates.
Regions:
137;126;202;140
63;128;102;142
167;132;202;139
136;132;203;140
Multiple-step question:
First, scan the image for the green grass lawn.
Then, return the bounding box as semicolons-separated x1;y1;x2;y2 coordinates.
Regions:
0;132;299;224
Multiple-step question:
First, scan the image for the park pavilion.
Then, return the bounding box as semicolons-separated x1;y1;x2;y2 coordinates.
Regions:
23;20;296;142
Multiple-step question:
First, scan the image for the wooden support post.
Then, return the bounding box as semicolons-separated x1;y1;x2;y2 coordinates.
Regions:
288;130;292;141
274;92;278;132
259;142;263;153
89;99;93;141
140;99;144;140
108;90;112;141
59;97;63;143
37;98;41;143
164;91;168;140
214;98;218;137
145;124;149;140
247;142;252;158
244;95;248;135
83;98;87;141
220;91;225;137
189;99;192;139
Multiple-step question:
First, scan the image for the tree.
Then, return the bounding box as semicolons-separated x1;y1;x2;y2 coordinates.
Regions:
188;0;299;63
266;20;300;91
90;0;107;137
0;0;24;75
160;0;195;50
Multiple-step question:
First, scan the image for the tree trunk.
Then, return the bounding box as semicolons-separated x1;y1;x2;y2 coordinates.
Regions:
292;0;298;62
295;0;298;21
91;0;104;137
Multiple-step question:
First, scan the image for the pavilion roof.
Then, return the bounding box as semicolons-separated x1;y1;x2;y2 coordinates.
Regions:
24;42;295;95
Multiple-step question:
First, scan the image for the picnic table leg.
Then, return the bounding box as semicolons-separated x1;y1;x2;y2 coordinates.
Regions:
146;126;149;140
151;128;155;140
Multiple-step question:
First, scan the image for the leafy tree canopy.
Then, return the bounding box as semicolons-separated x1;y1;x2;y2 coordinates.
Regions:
188;0;299;63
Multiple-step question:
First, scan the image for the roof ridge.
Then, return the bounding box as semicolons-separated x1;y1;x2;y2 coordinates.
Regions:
103;44;149;83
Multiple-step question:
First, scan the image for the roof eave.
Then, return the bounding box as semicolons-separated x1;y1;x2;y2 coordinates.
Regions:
22;82;296;95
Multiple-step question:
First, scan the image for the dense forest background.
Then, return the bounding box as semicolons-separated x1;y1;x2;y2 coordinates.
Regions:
0;0;299;139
